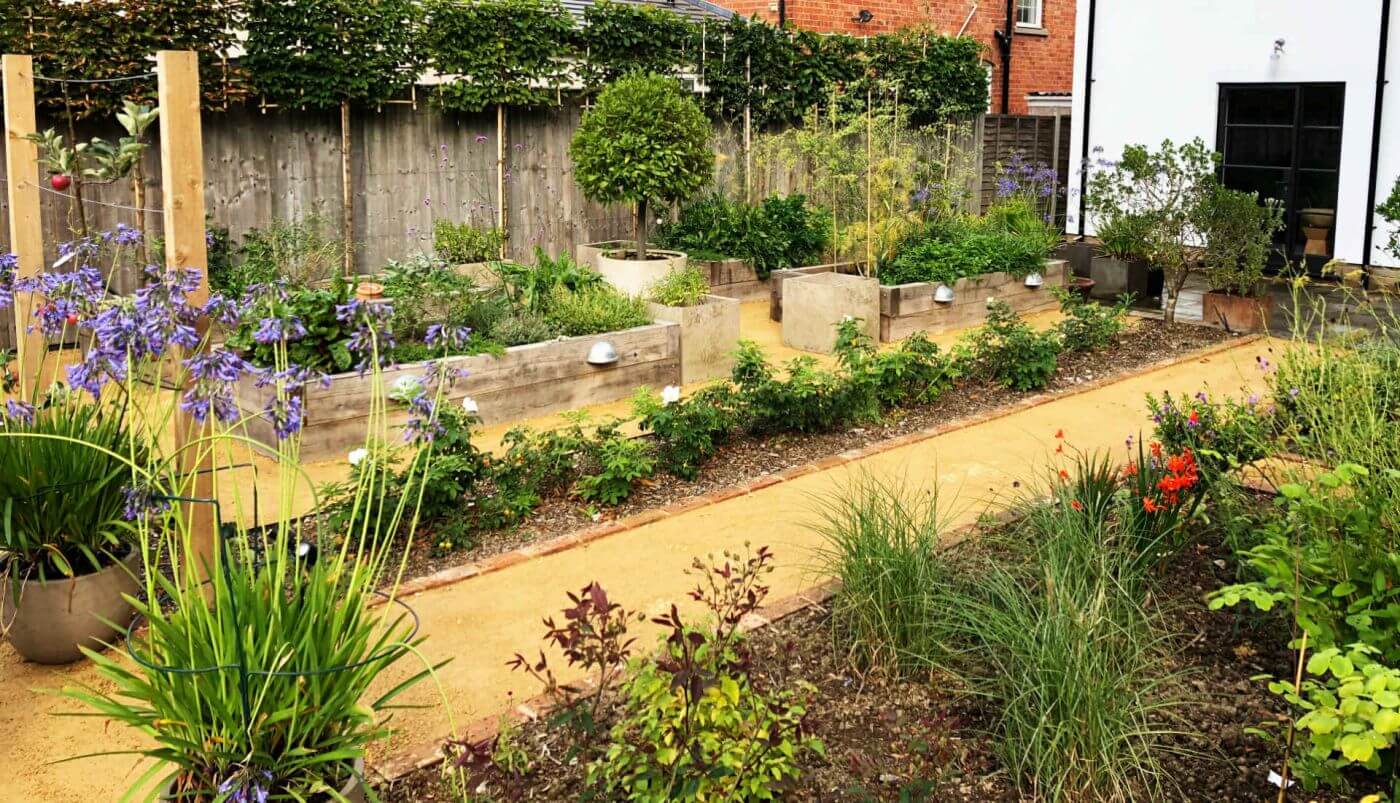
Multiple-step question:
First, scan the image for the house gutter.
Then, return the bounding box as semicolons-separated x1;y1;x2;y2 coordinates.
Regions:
1362;0;1392;284
1076;0;1098;238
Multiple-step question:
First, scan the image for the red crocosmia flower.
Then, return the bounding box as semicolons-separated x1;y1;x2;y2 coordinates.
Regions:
1122;461;1140;479
1150;442;1163;459
1143;497;1163;513
1058;469;1070;481
1188;410;1200;426
1070;499;1084;512
1054;429;1064;439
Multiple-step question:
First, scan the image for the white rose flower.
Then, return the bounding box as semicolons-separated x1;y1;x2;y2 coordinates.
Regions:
462;396;479;414
660;385;682;405
348;448;368;467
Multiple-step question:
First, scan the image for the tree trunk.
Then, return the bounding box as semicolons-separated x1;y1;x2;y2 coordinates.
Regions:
340;99;353;275
635;198;649;261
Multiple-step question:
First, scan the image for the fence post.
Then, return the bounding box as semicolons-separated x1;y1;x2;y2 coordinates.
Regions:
2;54;47;397
157;50;216;574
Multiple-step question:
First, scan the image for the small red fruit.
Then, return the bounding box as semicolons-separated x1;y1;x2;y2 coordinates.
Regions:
50;174;72;191
66;313;79;327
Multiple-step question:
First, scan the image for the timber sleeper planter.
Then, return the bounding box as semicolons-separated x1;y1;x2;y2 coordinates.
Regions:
646;294;741;384
877;259;1068;342
692;257;770;302
234;322;681;461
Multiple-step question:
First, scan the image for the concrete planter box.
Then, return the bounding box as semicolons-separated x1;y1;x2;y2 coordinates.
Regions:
693;257;770;302
781;272;880;354
646;294;741;384
1090;256;1163;302
453;261;501;287
877;259;1067;342
234;322;681;461
768;261;869;322
596;249;688;297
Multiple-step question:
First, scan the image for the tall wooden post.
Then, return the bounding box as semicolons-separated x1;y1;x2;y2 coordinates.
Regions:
341;99;354;274
157;50;215;572
2;55;46;398
497;104;508;260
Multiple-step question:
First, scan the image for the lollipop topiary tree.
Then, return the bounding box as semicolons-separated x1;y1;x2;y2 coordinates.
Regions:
570;73;713;264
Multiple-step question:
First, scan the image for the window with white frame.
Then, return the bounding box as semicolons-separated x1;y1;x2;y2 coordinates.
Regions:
1016;0;1043;28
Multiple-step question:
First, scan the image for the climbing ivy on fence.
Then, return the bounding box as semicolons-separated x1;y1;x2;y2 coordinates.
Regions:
0;0;245;118
422;0;574;113
242;0;423;110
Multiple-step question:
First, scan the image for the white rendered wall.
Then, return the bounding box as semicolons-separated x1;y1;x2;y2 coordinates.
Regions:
1068;0;1400;267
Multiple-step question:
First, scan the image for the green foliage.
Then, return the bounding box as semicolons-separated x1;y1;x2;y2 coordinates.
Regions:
1055;288;1131;352
1084;139;1220;320
655;193;831;279
863;28;990;125
0;399;138;582
1200;185;1284;296
865;332;956;408
0;0;245;118
960;300;1061;391
495;249;603;314
243;0;423;109
585;548;823;801
881;216;1051;287
543;284;651;338
730;340;874;435
1268;644;1400;787
422;0;573;113
1146;390;1272;484
570;73;713;255
577;1;692;89
633;385;737;480
380;253;500;348
227;282;359;373
432;220;505;264
647;266;710;307
573;423;656;506
1094;211;1153;261
1209;464;1400;663
1378;174;1400;262
490;311;556;347
225;213;347;294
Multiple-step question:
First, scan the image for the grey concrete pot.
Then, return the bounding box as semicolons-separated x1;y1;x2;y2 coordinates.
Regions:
1;548;141;664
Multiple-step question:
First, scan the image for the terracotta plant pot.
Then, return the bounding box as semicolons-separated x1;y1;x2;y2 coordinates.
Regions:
354;281;384;301
1067;276;1095;301
162;759;366;802
1202;290;1274;334
1;548;142;664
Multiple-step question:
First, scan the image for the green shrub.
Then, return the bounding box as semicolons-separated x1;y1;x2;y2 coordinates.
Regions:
731;340;874;435
647;265;710;307
1055;288;1131;352
570;73;713;259
432;219;504;264
227;282;359;373
573;422;655;506
1094;211;1152;261
961;300;1061;391
1146;390;1272;484
234;213;346;290
881;221;1049;287
381;253;498;346
489;311;557;346
495;248;603;313
1199;184;1283;296
655;193;831;279
633;384;737;480
543;284;651;337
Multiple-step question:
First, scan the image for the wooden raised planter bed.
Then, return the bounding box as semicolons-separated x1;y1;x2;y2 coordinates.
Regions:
877;259;1068;342
691;257;770;303
234;322;681;461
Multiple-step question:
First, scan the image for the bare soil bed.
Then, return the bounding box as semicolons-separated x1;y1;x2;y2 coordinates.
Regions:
394;320;1231;582
377;521;1385;802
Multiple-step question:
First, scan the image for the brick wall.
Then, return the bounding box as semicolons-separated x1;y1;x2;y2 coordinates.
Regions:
720;0;1075;114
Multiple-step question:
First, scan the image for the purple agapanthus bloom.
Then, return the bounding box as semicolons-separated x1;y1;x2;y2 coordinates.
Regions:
4;399;35;424
252;315;307;344
122;484;172;523
202;293;243;327
402;390;445;444
267;394;304;441
181;348;253;424
0;252;17;310
112;223;143;247
425;323;471;351
217;768;273;803
337;299;397;371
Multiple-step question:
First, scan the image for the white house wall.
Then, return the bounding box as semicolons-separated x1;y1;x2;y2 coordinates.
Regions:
1068;0;1400;268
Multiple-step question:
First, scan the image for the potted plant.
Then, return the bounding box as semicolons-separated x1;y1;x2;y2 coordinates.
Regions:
433;218;505;285
1085;139;1218;321
1372;174;1400;290
1200;185;1284;333
570;73;713;296
644;266;740;383
1;399;143;664
1088;211;1161;302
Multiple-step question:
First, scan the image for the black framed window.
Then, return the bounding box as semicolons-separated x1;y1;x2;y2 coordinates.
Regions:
1217;83;1344;272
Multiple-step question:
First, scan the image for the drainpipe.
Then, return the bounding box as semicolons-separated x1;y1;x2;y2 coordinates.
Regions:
777;0;786;26
1076;0;1098;238
1362;0;1392;287
994;0;1014;114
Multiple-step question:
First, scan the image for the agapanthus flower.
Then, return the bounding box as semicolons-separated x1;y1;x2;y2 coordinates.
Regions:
217;768;272;803
202;293;243;327
252;315;307;344
112;223;143;247
425;323;472;351
122;484;172;523
402;390;444;443
181;348;253;424
337;299;396;370
0;252;17;310
4;399;35;425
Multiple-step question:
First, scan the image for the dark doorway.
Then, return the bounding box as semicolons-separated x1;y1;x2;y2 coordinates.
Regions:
1217;83;1345;273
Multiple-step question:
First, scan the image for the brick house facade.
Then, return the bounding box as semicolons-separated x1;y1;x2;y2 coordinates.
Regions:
716;0;1074;114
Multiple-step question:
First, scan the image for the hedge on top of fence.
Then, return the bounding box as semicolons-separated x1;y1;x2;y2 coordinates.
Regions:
2;0;989;126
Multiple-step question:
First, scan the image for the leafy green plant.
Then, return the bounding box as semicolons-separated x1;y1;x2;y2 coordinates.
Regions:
543;284;651;338
1146;390;1272;484
232;213;347;292
432;220;505;264
1378;174;1400;262
226;282;359;373
490;311;557;346
1094;211;1153;261
495;249;603;314
961;300;1061;391
1085;139;1220;322
422;0;573;113
655;193;831;278
1055;288;1131;352
633;385;737;480
1200;184;1284;296
576;0;691;89
586;547;824;801
573;423;656;506
730;340;874;435
864;332;955;408
1;399;140;583
570;73;713;260
881;218;1050;287
1267;644;1400;788
647;265;710;307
